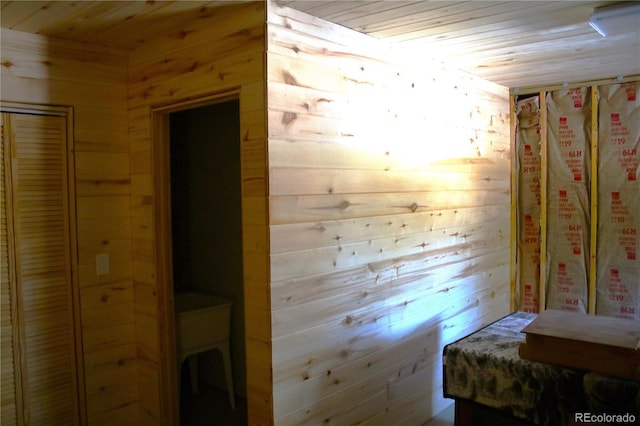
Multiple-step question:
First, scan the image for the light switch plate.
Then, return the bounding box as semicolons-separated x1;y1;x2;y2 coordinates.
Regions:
96;253;110;276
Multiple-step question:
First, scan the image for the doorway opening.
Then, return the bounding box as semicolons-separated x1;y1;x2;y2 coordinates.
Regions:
154;94;247;425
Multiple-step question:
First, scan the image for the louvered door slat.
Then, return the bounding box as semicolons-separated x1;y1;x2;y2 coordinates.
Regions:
16;329;69;354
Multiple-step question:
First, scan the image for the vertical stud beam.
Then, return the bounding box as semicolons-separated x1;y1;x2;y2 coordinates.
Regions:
588;86;599;314
510;94;518;312
539;91;548;313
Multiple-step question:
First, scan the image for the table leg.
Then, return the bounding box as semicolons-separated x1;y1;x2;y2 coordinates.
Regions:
220;341;235;410
188;355;199;395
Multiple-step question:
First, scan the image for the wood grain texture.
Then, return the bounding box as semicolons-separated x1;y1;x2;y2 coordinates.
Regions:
126;2;269;423
1;29;135;424
267;3;511;424
520;309;640;380
1;113;19;426
3;1;640;90
2;112;82;424
2;2;514;423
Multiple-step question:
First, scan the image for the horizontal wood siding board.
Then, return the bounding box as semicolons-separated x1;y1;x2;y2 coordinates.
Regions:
83;342;137;376
2;51;126;88
270;218;508;282
127;2;267;65
269;189;510;225
82;323;136;354
269;165;509;196
0;78;125;109
128;29;264;81
267;104;508;145
128;49;264;109
268;3;388;55
270;204;507;253
0;27;127;65
88;404;139;426
268;139;506;171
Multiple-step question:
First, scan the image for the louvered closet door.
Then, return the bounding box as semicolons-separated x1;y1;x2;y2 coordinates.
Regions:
2;112;81;425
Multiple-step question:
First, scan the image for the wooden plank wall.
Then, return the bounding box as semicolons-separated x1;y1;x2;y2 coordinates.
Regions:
125;2;269;424
0;29;138;424
266;4;511;424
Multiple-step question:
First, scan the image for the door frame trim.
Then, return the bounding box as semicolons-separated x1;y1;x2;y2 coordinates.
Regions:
150;90;240;424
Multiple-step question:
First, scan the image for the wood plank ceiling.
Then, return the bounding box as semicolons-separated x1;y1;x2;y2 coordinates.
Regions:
277;0;640;89
1;1;639;89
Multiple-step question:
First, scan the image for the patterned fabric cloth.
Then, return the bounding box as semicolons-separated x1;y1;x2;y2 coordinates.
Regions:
443;311;640;426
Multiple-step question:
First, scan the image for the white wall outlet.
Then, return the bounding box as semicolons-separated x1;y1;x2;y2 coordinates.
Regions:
387;377;398;399
96;253;110;276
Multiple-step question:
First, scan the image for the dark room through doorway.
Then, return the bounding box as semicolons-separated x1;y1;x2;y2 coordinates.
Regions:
168;99;247;425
